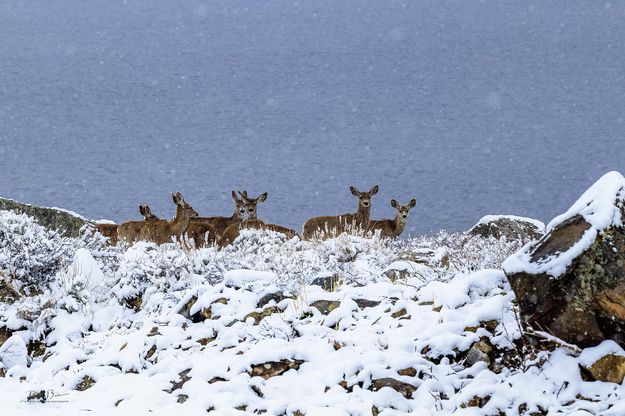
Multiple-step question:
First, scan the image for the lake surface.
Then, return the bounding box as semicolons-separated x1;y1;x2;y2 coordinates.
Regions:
1;1;624;235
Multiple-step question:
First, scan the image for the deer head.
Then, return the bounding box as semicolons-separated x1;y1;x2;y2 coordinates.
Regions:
350;185;379;211
172;192;199;219
139;204;159;220
232;190;246;219
239;191;268;220
390;198;416;225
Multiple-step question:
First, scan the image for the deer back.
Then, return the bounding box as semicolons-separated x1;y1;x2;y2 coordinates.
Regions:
184;220;219;248
118;220;146;244
367;219;396;239
95;223;119;245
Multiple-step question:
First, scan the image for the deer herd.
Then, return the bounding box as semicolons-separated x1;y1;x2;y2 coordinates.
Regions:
94;186;416;249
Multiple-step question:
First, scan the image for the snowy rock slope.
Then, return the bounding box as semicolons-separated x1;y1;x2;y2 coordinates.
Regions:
1;209;625;414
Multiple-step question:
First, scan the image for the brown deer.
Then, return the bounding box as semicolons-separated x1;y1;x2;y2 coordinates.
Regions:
302;185;379;240
100;204;160;245
218;192;298;247
184;191;246;248
367;198;416;239
138;192;198;245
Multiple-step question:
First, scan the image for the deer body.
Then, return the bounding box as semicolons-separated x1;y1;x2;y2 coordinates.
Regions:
138;193;198;245
184;191;245;248
368;199;416;239
302;185;379;240
112;205;160;245
95;223;119;245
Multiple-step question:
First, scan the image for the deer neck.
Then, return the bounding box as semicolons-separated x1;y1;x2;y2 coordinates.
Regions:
170;206;191;236
231;207;242;221
356;204;371;224
393;213;407;236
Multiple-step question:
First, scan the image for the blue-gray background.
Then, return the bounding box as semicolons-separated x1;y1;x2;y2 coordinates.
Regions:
1;1;624;235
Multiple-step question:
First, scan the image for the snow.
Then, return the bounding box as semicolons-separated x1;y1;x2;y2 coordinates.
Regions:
1;208;624;413
547;171;625;232
578;340;625;368
503;171;625;278
0;335;29;371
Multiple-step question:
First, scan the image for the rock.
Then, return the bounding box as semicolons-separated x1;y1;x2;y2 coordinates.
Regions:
0;278;20;305
391;308;408;319
257;292;290;308
27;340;47;358
397;367;417;377
465;338;493;367
0;197;89;238
244;306;284;325
168;369;191;393
0;335;28;370
369;378;416;399
462;395;491;408
504;171;625;347
581;354;625;383
354;299;381;309
469;215;545;241
125;295;143;312
464;320;499;333
75;375;96;391
177;296;213;322
249;359;304;379
310;300;341;315
311;274;342;291
0;327;11;348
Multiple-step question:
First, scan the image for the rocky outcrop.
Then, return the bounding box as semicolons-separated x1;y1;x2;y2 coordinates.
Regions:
504;171;625;347
469;215;545;241
0;197;89;238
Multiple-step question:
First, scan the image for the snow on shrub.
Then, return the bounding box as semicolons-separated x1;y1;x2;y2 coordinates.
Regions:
0;210;102;294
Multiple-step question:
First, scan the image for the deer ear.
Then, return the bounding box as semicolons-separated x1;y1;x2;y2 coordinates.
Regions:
139;205;146;216
232;191;239;201
390;199;399;209
257;192;268;202
239;191;249;201
408;199;416;208
369;185;379;195
350;186;359;196
172;192;183;204
144;206;153;216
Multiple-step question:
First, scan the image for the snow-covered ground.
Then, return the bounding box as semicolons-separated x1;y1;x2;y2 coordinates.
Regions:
1;210;625;415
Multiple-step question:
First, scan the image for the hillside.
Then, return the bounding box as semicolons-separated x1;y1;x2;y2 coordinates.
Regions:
0;196;624;414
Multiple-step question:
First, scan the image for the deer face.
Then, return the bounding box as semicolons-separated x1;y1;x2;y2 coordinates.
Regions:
391;198;416;223
239;191;268;220
172;192;199;218
232;191;246;218
350;185;379;209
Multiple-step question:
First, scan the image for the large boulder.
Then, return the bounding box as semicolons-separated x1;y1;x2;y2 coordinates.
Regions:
469;215;545;241
0;197;89;238
503;171;625;347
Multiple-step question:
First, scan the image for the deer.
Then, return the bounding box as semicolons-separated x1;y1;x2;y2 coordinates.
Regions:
302;185;379;240
99;205;160;245
183;191;246;248
218;191;298;247
367;198;416;239
137;192;198;245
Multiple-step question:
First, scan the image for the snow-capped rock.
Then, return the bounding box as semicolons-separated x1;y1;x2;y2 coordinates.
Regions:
504;171;625;347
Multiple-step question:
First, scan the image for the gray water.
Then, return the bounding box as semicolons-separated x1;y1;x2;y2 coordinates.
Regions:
1;1;624;236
